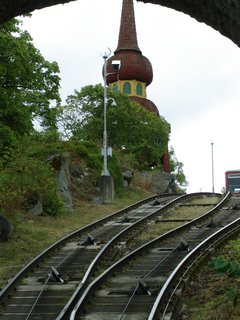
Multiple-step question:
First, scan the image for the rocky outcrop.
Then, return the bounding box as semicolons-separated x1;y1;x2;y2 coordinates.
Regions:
0;215;12;241
25;153;74;215
138;171;177;193
70;163;100;200
47;153;74;210
122;170;134;187
23;152;106;213
22;193;43;215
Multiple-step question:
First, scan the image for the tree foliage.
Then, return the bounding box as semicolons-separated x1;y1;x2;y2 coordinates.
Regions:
58;84;170;170
169;146;188;189
0;17;61;149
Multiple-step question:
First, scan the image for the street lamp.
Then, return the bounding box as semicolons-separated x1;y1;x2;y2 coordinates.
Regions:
211;141;215;193
100;51;120;203
101;51;120;176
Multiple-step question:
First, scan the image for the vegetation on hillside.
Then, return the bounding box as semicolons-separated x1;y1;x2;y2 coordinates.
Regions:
0;17;64;217
0;16;187;220
181;237;240;319
58;84;170;170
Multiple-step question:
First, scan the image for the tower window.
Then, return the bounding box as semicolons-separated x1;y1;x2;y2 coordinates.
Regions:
123;82;131;94
136;83;143;96
113;83;118;92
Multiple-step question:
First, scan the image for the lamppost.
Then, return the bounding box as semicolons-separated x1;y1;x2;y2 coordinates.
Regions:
102;52;111;176
211;141;215;193
100;51;120;202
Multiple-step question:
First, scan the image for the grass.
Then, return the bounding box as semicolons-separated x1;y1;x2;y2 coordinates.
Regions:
137;221;183;244
137;195;221;243
180;235;240;319
169;196;220;220
0;188;152;288
188;196;220;205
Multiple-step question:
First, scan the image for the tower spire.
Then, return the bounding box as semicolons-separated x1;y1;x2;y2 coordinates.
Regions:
103;0;170;173
106;0;153;87
115;0;141;53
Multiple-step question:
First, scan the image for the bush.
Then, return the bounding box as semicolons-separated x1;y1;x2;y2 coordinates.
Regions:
108;154;124;196
0;150;64;216
71;141;124;196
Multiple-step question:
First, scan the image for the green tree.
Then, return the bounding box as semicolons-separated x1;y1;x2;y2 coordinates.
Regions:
169;146;188;190
58;84;104;139
59;84;170;170
0;17;61;149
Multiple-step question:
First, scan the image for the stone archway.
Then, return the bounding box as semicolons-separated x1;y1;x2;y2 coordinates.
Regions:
0;0;239;47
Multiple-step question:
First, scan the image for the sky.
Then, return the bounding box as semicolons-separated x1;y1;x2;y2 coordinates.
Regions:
21;0;240;193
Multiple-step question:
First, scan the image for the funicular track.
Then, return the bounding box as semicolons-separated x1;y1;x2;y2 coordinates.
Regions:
148;207;240;320
0;192;221;320
69;192;240;320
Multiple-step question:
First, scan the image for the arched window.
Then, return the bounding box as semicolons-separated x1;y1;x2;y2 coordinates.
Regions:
136;83;143;96
113;83;118;92
123;82;131;94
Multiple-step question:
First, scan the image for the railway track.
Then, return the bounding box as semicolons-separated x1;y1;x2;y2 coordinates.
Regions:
69;192;240;320
148;211;240;320
0;192;221;320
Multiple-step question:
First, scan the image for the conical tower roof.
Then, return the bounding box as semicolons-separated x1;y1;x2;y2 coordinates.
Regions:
106;0;153;86
104;0;170;173
115;0;141;53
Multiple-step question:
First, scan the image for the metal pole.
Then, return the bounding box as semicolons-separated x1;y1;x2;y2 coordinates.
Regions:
211;142;215;193
102;54;110;176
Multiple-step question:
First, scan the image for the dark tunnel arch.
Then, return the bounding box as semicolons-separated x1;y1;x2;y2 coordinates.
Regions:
0;0;239;47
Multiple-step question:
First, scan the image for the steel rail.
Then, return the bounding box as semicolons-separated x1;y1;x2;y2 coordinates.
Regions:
148;215;240;320
118;221;207;320
118;238;191;320
0;192;221;320
57;192;217;319
25;275;51;320
0;193;172;303
69;192;229;320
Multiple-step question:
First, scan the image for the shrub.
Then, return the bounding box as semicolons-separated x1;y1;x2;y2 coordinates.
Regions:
0;150;64;216
210;257;240;307
108;154;124;196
